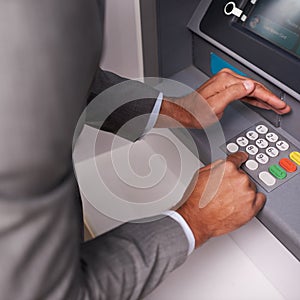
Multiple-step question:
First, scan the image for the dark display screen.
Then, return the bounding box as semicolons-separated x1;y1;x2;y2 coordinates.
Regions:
243;0;300;59
200;0;300;95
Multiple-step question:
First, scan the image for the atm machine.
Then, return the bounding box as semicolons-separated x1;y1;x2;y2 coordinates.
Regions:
139;0;300;298
141;0;300;261
191;0;300;261
79;0;300;298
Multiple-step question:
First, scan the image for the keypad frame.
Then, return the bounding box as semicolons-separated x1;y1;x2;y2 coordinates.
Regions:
221;122;300;192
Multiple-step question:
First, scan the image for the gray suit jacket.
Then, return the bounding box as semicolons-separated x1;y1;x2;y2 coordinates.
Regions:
0;1;189;299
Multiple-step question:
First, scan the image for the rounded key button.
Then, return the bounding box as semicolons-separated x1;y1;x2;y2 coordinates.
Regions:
269;165;287;180
256;153;269;164
259;171;276;186
266;147;279;158
266;132;279;143
245;160;259;171
276;140;289;151
227;143;239;153
236;137;249;147
256;138;268;149
289;151;300;165
279;158;297;173
246;145;258;155
256;124;268;134
246;131;258;141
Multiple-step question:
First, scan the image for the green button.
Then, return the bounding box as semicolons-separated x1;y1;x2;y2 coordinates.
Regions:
269;165;287;180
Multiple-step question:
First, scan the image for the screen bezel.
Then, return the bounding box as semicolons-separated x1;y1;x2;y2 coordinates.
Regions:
200;0;300;95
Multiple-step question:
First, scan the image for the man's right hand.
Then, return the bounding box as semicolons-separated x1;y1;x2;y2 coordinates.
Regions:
177;152;266;248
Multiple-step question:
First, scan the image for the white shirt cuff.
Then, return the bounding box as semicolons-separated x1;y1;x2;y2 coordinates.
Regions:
142;92;163;136
162;210;195;255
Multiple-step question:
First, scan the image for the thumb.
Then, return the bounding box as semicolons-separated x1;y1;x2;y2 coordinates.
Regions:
242;80;255;94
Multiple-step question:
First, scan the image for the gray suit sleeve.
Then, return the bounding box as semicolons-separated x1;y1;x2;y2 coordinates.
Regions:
86;68;160;141
80;218;189;299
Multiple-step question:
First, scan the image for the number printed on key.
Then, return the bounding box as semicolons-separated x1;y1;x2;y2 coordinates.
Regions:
236;137;249;147
246;131;258;141
256;138;268;149
246;145;258;155
266;147;279;158
266;132;279;143
256;153;269;164
256;124;268;134
276;140;289;151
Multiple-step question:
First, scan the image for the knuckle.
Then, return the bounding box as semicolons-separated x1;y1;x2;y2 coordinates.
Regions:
254;82;262;90
254;82;267;93
247;189;257;201
240;173;250;184
219;68;231;74
218;71;230;81
224;160;236;172
239;175;253;190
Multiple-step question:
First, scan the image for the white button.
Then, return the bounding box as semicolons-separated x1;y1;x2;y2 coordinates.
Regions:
259;172;276;186
246;145;258;155
256;138;269;149
266;132;279;143
236;137;249;147
256;124;268;134
256;153;269;164
246;131;258;141
266;147;279;158
276;140;290;151
227;143;239;153
245;160;259;171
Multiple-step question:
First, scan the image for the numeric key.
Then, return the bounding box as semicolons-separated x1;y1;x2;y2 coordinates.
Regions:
256;138;268;149
256;153;269;164
236;137;249;147
246;131;258;141
266;132;279;143
256;124;268;134
266;147;279;158
276;140;289;151
246;145;258;155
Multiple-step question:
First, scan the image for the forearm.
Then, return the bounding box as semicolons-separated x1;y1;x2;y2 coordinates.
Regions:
155;97;201;129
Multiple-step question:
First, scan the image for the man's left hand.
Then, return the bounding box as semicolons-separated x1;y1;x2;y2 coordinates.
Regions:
157;68;291;129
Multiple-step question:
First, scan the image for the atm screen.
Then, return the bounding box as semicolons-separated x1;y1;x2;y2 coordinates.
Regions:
243;0;300;59
199;0;300;96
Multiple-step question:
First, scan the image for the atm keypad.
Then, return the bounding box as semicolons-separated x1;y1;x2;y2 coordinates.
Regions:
221;122;300;192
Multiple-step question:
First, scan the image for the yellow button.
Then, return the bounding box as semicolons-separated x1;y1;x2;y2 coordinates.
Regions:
289;151;300;166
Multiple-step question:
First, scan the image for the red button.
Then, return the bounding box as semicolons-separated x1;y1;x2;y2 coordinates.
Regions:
279;158;297;173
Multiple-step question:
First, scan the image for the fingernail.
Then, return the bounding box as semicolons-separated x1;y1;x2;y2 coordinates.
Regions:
243;80;254;91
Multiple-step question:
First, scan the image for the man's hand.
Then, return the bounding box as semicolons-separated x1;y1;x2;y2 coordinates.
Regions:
157;68;291;129
177;152;266;248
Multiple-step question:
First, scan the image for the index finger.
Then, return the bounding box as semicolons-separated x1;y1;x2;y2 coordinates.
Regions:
226;151;248;168
217;69;291;114
246;83;291;114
